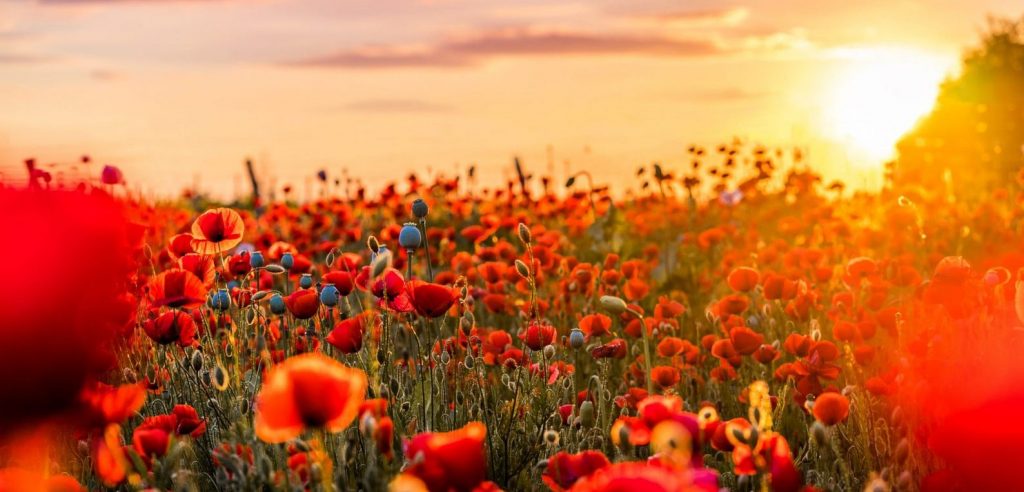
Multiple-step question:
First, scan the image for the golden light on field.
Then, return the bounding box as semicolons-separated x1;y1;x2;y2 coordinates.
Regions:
821;47;952;164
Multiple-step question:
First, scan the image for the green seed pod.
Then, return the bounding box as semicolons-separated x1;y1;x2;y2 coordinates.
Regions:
515;259;531;279
518;222;532;244
599;295;628;315
580;400;596;428
810;421;828;447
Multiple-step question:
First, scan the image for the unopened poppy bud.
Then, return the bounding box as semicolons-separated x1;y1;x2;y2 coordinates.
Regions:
441;350;451;364
810;421;828;446
250;251;265;268
461;312;475;335
518;223;532;244
269;294;286;315
310;463;323;483
412;198;428;219
191;351;204;371
600;295;628;314
399;223;422;250
320;284;340;307
515;259;531;279
464;355;475;369
367;236;380;254
371;252;392;278
543;345;556;360
580;400;596;428
280;252;294;270
569;328;585;349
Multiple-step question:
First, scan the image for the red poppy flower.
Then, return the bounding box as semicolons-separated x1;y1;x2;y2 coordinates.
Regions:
148;269;207;309
254;353;368;442
651;366;681;389
753;344;780;364
326;313;368;354
729;327;764;356
285;288;321;319
190;208;245;255
542;450;611;491
408;281;457;318
521;321;556;350
403;421;488;492
578;314;612;338
372;269;406;300
166;233;195;260
811;392;849;425
171;404;207;437
727;267;760;292
143;310;197;347
591;339;627;359
568;462;704;491
323;270;355;296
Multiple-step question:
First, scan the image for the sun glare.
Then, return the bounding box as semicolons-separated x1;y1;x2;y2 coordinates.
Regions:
821;47;952;164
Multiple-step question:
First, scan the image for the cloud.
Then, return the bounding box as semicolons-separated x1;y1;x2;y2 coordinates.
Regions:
342;99;453;113
289;27;723;68
0;53;54;64
645;7;751;26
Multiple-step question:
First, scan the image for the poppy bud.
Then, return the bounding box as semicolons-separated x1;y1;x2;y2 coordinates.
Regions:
569;328;585;349
580;401;596;428
412;198;428;219
367;236;380;254
600;295;628;315
250;251;265;268
269;294;286;315
191;351;204;371
515;259;530;279
300;274;313;289
543;345;556;360
895;438;910;463
399;223;422;250
320;284;340;307
810;421;828;446
280;252;294;270
464;355;475;369
209;289;231;311
518;223;532;244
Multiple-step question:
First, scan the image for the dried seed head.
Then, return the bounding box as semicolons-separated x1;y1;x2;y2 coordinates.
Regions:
543;429;560;446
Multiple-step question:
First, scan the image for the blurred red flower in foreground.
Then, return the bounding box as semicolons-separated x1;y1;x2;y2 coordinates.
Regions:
253;353;368;443
542;450;611;491
402;421;488;492
0;188;136;437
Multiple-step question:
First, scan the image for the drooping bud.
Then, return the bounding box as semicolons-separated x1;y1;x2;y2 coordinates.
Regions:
600;295;628;315
518;222;532;245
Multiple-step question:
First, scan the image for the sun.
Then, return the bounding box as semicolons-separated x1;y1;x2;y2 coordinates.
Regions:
821;47;952;164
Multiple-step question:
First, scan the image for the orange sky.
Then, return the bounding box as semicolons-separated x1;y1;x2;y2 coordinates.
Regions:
0;0;1020;198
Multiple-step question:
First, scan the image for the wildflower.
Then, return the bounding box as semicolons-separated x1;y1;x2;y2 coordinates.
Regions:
521;321;556;350
403;422;488;492
727;267;760;292
191;208;245;255
253;353;368;442
285;289;320;319
811;392;850;425
142;310;197;347
542;450;611;491
408;281;457;318
148;269;207;309
326;313;368;354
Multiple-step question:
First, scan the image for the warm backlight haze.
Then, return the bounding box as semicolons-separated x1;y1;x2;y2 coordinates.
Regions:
0;0;1020;196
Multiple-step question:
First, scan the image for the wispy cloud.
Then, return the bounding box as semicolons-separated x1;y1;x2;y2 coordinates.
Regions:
0;53;55;64
289;27;723;69
643;7;751;26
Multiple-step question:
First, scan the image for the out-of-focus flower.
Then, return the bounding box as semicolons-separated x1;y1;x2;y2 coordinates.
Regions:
542;450;611;491
811;392;849;426
285;288;321;319
253;353;368;442
403;422;488;492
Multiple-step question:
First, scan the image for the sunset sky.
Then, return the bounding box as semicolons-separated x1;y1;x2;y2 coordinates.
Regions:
1;0;1020;197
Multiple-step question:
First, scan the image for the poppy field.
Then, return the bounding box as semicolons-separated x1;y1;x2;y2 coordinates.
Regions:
2;149;1023;492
